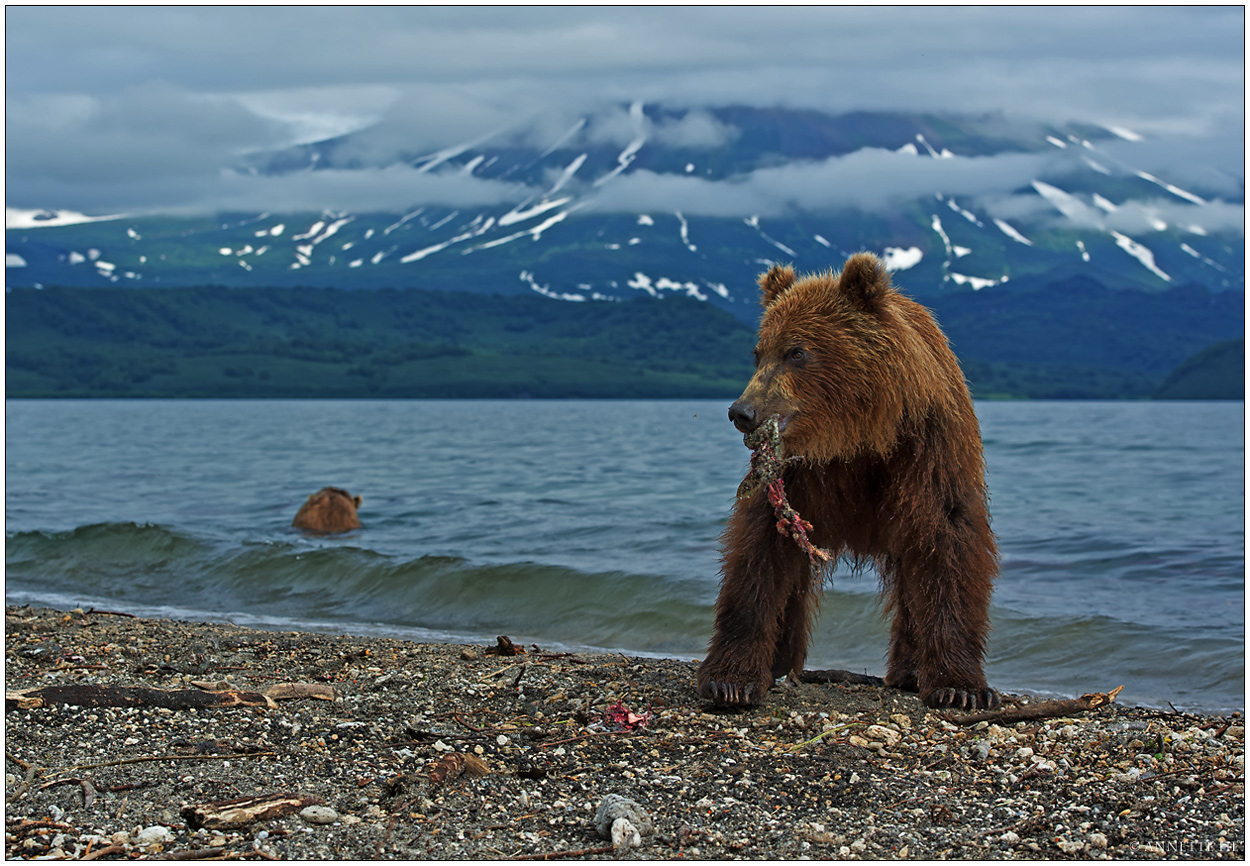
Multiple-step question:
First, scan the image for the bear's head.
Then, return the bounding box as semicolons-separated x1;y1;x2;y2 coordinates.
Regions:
292;487;363;534
730;253;942;463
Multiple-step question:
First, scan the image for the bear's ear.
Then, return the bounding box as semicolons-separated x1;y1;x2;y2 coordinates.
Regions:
353;496;363;508
837;253;892;312
758;264;797;307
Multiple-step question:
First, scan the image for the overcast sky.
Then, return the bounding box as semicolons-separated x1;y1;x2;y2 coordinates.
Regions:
5;5;1244;217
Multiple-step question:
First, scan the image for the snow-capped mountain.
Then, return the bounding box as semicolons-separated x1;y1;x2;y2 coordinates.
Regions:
5;105;1242;320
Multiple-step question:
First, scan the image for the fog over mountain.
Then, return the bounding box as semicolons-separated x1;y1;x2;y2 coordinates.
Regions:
5;7;1243;218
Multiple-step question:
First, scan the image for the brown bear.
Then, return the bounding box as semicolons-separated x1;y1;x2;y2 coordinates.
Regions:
697;253;999;710
292;487;363;534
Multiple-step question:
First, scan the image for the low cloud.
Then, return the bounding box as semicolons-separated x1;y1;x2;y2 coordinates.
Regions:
585;104;738;149
6;82;287;203
984;192;1244;237
589;149;1057;216
12;164;531;216
5;8;1239;218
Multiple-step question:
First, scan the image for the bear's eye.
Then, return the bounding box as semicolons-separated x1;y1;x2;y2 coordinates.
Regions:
786;347;807;363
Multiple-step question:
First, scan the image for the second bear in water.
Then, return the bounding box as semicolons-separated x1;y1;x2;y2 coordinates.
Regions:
292;487;363;534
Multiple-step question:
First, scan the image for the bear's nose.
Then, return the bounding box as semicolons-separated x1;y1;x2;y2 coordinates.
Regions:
728;401;758;434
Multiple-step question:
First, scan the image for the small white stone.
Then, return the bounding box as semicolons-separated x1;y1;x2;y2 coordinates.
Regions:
135;826;175;847
611;818;641;850
1088;832;1109;849
299;805;339;825
865;725;901;747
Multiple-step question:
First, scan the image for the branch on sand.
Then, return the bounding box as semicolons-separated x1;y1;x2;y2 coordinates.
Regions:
945;686;1124;726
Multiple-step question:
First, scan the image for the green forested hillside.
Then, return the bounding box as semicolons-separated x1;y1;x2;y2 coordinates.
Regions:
1154;339;1245;400
6;286;757;398
6;282;1243;399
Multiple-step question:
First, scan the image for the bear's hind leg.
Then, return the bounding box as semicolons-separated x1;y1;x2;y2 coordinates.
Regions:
885;544;999;711
770;577;817;681
883;591;921;694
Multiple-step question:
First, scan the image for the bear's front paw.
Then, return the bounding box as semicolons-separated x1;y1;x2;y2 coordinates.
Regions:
921;685;1000;711
697;660;772;707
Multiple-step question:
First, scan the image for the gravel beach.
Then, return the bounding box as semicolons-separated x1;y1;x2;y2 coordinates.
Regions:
5;605;1244;860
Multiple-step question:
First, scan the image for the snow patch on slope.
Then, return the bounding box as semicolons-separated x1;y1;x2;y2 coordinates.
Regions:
945;197;982;226
594;102;647;187
744;215;796;257
949;271;1008;291
1106;125;1143;142
520;269;586;302
499;197;573;227
675;212;696;252
6;208;125;229
547;154;587;196
1111;231;1170;281
994;218;1033;246
930;214;953;257
1134;171;1206;205
882;246;922;272
1181;243;1227;272
627;272;708;301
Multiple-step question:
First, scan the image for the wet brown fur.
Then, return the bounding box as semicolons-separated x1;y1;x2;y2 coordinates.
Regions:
292;487;363;534
697;253;999;710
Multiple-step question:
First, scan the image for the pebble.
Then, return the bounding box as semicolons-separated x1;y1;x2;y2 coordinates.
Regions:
300;805;340;825
594;794;653;844
610;818;641;850
135;826;175;847
865;724;901;747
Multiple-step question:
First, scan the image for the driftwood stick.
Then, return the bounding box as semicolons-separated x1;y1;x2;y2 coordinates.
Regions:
262;682;337;701
181;792;324;830
80;844;126;861
150;848;234;861
799;669;886;686
6;684;277;712
513;845;616;860
946;686;1124;726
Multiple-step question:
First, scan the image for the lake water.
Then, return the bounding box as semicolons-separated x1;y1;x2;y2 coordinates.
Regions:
5;399;1244;713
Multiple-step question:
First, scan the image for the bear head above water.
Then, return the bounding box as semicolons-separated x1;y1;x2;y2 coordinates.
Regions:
292;487;363;534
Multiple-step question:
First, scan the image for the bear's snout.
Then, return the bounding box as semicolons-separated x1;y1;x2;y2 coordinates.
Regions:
728;401;759;434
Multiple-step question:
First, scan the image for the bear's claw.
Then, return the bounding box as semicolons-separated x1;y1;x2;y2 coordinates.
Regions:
699;679;760;707
922;686;1000;711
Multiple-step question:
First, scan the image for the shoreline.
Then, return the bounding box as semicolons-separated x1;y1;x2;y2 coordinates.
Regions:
5;604;1245;860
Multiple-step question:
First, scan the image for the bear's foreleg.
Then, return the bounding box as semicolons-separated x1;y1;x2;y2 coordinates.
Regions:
698;495;813;706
